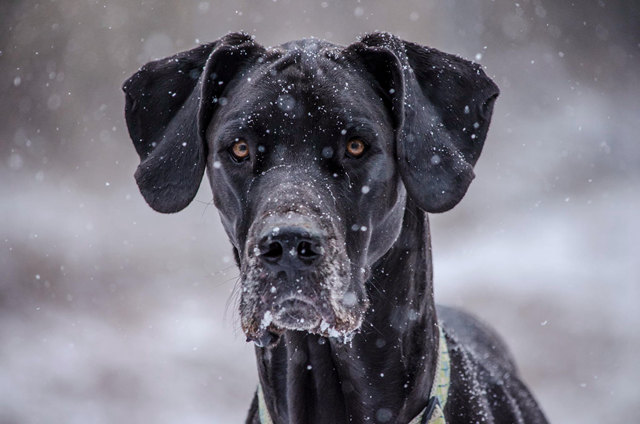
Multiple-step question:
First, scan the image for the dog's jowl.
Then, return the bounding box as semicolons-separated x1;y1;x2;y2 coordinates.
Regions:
123;32;548;424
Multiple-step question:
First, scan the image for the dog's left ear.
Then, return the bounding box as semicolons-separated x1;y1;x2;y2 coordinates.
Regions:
347;33;499;212
122;33;263;213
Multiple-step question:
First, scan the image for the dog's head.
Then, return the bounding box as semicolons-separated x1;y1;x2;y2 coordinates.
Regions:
123;33;498;346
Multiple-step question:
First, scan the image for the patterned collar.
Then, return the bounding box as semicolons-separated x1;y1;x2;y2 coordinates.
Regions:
257;325;450;424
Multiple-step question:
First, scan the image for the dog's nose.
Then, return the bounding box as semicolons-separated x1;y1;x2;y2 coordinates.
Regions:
258;226;324;268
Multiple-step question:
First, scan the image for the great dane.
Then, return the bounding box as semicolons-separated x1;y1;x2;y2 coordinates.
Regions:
123;32;548;424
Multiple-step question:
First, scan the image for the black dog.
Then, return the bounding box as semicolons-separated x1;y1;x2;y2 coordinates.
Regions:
123;32;548;424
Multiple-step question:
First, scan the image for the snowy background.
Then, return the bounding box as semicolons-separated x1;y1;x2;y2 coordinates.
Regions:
1;1;638;423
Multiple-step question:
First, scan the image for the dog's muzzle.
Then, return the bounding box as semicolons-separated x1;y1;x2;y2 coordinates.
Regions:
240;212;364;347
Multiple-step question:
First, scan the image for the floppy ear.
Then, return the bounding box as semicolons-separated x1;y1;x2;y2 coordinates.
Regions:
356;33;499;213
122;33;263;213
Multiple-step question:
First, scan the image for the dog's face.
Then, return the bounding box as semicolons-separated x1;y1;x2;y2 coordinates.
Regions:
207;47;406;343
123;33;498;346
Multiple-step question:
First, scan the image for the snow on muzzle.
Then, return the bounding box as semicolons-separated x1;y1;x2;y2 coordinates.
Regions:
239;211;368;347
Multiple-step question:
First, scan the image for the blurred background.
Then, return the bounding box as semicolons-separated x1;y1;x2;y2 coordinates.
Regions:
1;1;638;423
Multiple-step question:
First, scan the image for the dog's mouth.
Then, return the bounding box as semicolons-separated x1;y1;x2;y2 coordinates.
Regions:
243;280;365;348
272;297;323;330
248;296;325;348
239;249;368;348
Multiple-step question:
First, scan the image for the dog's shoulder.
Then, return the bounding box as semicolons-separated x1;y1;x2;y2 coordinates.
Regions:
437;305;548;424
437;304;517;375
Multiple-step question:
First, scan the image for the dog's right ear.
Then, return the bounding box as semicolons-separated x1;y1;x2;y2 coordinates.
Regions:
123;33;263;213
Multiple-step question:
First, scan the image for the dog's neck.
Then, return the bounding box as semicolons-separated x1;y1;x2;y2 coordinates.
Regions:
254;202;439;424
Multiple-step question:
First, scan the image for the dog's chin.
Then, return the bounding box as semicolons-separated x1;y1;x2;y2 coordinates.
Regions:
272;298;323;330
246;323;362;349
244;297;365;348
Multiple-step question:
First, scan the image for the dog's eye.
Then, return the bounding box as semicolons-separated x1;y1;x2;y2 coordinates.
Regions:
230;139;250;161
345;139;366;158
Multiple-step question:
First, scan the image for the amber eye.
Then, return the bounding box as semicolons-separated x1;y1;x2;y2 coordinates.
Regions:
230;139;250;160
346;139;366;158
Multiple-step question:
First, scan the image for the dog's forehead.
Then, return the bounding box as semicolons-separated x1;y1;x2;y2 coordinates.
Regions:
220;43;384;128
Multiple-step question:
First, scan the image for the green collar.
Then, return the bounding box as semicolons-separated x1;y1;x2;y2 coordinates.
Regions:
257;325;450;424
409;325;450;424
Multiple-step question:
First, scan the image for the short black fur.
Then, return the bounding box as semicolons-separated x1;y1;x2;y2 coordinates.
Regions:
123;32;547;424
